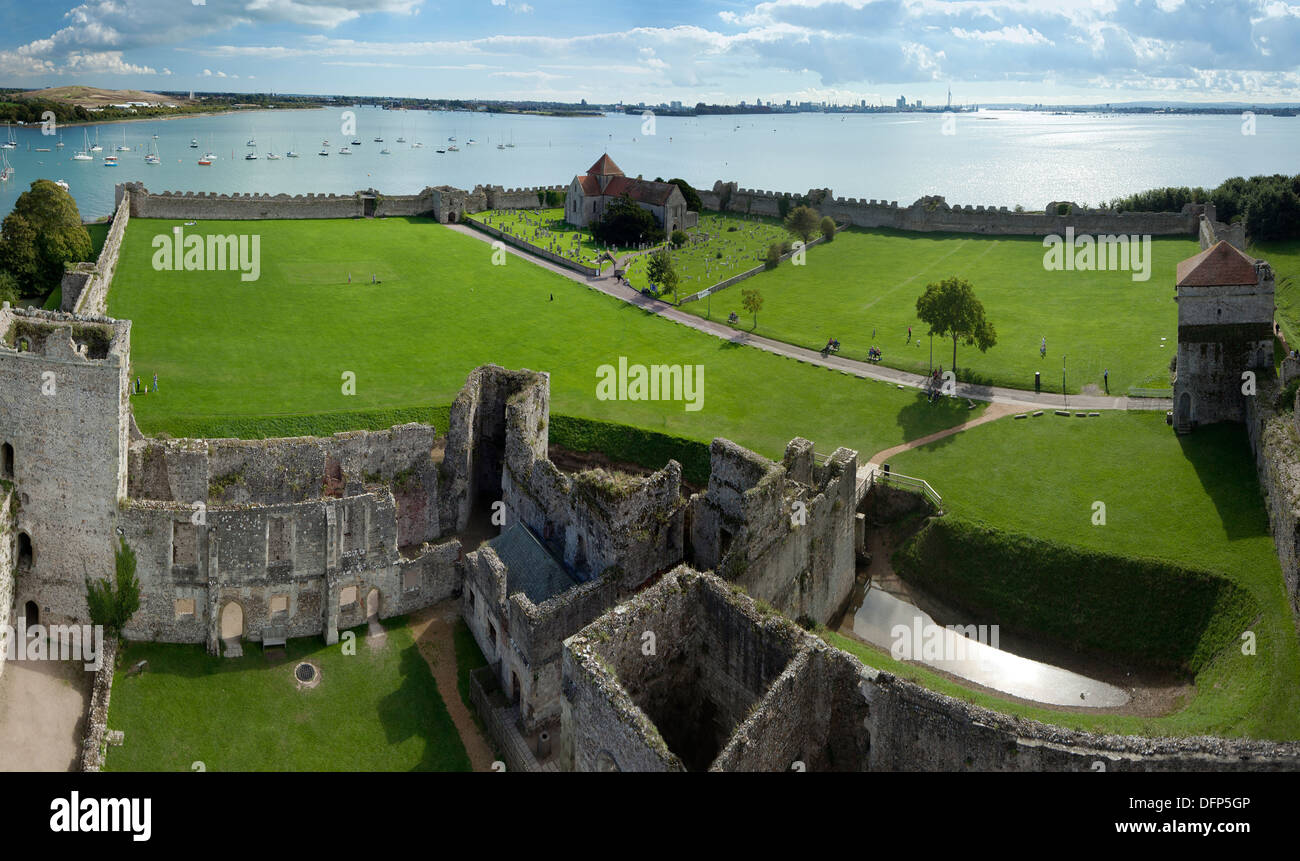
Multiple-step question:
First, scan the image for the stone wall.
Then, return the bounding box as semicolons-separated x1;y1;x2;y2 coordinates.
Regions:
699;182;1204;237
678;224;844;305
0;487;13;679
79;635;118;772
1199;214;1247;251
482;184;567;211
563;566;1300;772
465;218;601;277
0;307;131;626
63;189;131;315
1245;381;1300;622
690;438;858;624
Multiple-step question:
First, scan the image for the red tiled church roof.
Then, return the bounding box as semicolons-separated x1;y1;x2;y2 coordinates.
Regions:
587;154;624;177
1176;240;1259;287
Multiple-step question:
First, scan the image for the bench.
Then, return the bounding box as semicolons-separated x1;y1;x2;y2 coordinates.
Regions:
262;627;288;650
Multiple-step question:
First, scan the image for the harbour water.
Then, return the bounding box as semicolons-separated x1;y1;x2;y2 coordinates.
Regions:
852;585;1131;708
0;106;1296;221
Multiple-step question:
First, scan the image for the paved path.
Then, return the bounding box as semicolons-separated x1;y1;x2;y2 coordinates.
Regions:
855;403;1018;493
0;651;91;772
449;223;1173;413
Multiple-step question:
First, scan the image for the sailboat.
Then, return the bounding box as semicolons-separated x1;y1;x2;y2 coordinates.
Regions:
338;145;352;155
199;133;215;164
246;128;256;147
90;129;103;152
265;138;281;160
145;138;161;164
286;138;300;158
190;137;199;148
0;152;14;182
73;131;93;161
115;128;130;152
244;142;258;160
55;133;64;149
102;154;118;167
379;145;392;154
505;130;515;148
2;124;16;149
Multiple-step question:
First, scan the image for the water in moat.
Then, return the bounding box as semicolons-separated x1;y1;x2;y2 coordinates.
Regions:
853;586;1131;708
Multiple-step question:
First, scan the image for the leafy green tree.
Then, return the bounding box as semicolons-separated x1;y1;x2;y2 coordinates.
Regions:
646;248;678;297
764;243;782;270
785;205;820;243
741;287;764;328
819;216;836;242
0;270;20;306
670;229;688;248
915;277;997;374
666;178;702;212
591;194;663;247
85;538;142;636
0;180;92;297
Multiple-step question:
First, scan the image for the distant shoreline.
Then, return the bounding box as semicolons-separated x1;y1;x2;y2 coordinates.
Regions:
32;106;328;132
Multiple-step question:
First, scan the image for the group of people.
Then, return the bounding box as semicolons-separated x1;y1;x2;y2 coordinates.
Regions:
823;337;842;354
867;346;882;362
133;374;158;395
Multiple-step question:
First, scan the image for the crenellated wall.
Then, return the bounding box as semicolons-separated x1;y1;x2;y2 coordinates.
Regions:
700;182;1205;237
64;189;132;315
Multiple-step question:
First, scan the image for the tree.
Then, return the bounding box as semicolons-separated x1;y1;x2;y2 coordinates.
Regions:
764;243;782;270
785;204;820;243
0;270;21;306
741;287;763;328
591;194;663;247
670;229;688;248
0;180;92;297
915;277;997;374
646;248;678;298
819;216;836;242
666;178;702;212
85;537;142;636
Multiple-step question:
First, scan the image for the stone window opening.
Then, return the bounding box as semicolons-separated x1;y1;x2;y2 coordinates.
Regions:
175;598;195;619
172;521;198;566
270;594;289;617
1;442;13;479
488;620;498;651
267;516;291;564
17;531;32;569
339;585;358;607
403;569;418;592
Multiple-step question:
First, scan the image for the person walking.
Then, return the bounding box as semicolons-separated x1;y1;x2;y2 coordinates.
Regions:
1040;336;1047;358
152;373;158;393
1103;368;1109;395
907;325;912;342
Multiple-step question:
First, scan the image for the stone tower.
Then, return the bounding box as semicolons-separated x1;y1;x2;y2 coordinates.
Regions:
1172;241;1275;432
0;305;132;625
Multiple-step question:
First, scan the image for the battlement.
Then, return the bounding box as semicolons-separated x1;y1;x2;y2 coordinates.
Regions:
0;305;131;364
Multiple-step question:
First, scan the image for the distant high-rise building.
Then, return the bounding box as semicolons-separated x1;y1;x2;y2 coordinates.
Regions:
947;85;951;109
916;100;923;108
896;95;906;109
670;100;682;110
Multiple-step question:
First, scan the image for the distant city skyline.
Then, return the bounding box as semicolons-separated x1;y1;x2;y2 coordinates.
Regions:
1;0;1298;106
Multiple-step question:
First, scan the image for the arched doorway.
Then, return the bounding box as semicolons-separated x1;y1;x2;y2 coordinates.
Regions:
365;588;380;619
220;602;243;640
17;532;32;570
23;600;38;626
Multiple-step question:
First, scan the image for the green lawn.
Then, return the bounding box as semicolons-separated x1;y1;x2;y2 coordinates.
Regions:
109;216;981;464
884;412;1300;739
682;227;1199;394
1256;238;1300;348
105;618;470;771
465;207;607;268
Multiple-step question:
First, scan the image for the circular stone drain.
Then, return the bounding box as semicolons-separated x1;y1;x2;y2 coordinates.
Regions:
294;661;321;689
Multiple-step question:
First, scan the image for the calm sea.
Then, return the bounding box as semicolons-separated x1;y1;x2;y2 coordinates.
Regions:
0;106;1296;221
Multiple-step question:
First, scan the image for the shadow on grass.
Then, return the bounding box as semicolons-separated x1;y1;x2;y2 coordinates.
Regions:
894;391;979;448
377;639;469;772
1176;421;1273;542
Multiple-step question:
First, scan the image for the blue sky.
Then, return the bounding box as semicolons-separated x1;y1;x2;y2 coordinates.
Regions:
1;0;1298;104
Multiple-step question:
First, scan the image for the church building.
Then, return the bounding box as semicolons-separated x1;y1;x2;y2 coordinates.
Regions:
566;155;695;234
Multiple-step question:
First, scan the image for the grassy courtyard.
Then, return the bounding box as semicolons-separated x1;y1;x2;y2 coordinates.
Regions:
880;412;1300;740
104;619;470;771
110;216;981;465
464;207;607;269
682;227;1200;395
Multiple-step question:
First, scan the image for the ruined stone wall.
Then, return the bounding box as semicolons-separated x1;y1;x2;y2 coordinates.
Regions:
430;185;488;223
1245;383;1300;623
440;365;550;533
123;183;364;219
0;488;13;679
564;567;1300;772
0;308;130;625
690;438;858;624
79;635;118;772
1199;214;1248;252
64;190;131;314
699;182;1202;237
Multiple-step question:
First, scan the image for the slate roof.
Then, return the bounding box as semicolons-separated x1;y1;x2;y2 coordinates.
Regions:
492;523;579;605
1176;240;1259;287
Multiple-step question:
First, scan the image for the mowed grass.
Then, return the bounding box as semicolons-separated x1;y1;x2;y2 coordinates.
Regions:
885;412;1300;739
110;217;981;463
104;618;471;771
1256;238;1300;348
681;227;1200;394
465;207;607;268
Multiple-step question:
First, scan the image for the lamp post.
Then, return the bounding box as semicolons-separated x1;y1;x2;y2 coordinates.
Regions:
1062;354;1067;407
929;332;933;375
